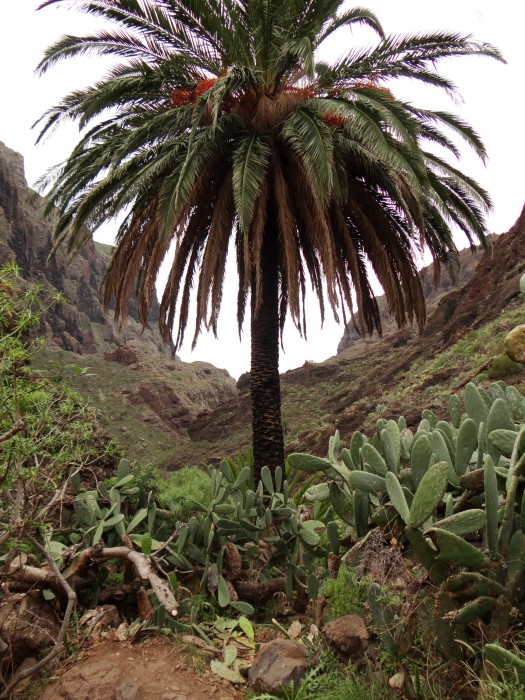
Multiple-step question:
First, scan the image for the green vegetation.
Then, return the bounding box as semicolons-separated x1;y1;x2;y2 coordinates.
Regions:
487;354;523;379
38;0;500;477
322;565;368;620
291;378;525;658
251;653;390;700
0;265;114;549
156;467;213;519
2;270;525;700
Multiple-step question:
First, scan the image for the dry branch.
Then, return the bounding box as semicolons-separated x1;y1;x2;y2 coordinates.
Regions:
6;546;178;616
5;559;64;597
66;546;178;617
0;538;77;700
0;419;24;445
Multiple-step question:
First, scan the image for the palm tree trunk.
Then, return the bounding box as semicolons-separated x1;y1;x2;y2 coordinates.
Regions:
250;219;284;481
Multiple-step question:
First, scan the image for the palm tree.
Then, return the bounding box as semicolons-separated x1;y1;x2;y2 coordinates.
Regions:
36;0;502;478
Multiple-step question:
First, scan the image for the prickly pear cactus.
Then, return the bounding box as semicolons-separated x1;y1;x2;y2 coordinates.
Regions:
289;378;525;658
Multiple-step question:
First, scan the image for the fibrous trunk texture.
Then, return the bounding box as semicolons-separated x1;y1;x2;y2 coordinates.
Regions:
250;219;285;480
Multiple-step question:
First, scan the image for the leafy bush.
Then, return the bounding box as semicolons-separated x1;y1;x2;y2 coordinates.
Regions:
486;354;523;379
0;265;106;554
323;564;367;620
156;466;213;518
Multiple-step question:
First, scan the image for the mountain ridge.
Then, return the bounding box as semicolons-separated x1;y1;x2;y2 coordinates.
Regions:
0;140;238;469
1;139;523;470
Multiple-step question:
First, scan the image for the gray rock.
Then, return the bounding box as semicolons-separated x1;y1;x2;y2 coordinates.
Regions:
115;683;141;700
248;638;309;696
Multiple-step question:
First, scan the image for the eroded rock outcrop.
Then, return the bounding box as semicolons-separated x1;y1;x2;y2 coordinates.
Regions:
337;242;490;354
0;140;171;357
0;141;238;468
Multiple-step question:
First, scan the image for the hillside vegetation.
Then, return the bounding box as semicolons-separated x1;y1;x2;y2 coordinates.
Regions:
2;260;525;700
182;206;525;467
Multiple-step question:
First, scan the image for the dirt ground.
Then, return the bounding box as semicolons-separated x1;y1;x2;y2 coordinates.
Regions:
36;638;246;700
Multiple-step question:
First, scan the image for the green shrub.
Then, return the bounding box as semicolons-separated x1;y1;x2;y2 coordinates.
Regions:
0;265;106;553
156;466;213;518
486;354;523;379
323;564;368;620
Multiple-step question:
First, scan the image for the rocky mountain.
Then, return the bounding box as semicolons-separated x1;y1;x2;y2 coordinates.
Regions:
2;139;523;471
180;205;525;465
0;141;237;469
337;244;489;354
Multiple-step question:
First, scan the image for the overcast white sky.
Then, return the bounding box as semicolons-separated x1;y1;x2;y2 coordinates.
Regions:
0;1;523;378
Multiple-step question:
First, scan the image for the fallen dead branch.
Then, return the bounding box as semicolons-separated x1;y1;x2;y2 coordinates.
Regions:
64;546;178;618
5;558;65;598
6;546;178;615
0;538;77;700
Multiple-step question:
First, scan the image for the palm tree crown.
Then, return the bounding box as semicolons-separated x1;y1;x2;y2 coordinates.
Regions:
36;0;503;474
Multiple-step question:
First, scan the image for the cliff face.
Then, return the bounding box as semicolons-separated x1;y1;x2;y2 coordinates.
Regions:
0;140;170;356
337;243;490;354
422;209;525;349
0;141;237;469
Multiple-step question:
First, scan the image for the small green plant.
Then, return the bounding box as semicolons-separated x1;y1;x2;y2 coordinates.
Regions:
251;652;390;700
323;565;368;620
251;666;321;700
486;354;523;379
156;466;213;518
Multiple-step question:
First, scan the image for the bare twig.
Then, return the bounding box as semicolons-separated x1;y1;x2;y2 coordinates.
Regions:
0;537;77;699
65;546;178;617
0;419;25;444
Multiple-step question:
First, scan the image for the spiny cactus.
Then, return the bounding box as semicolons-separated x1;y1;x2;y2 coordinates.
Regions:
73;459;156;548
288;379;525;658
162;462;334;613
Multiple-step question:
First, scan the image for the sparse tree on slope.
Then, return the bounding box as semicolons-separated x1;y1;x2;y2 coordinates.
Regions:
36;0;502;477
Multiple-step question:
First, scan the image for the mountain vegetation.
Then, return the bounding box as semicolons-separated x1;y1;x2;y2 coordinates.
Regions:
0;141;237;470
0;0;524;695
1;247;524;698
35;0;501;477
1;140;524;699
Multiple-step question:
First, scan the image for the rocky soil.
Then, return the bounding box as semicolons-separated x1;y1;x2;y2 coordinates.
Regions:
36;638;244;700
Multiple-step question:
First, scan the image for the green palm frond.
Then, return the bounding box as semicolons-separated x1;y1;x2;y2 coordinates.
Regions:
425;110;489;163
315;6;384;47
280;107;334;204
232;133;272;235
285;35;315;78
37;0;499;352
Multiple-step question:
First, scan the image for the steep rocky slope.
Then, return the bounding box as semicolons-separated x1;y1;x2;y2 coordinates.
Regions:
181;206;525;465
337;244;489;354
0;141;237;469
